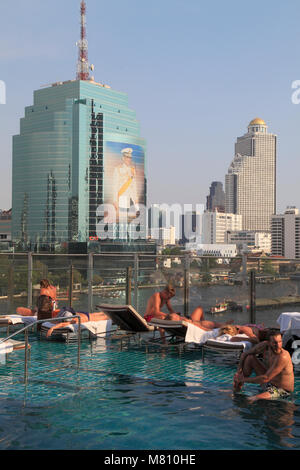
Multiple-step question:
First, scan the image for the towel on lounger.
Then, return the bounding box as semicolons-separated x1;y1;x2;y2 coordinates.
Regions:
43;319;112;337
0;315;37;325
46;312;109;337
0;341;14;354
185;324;219;344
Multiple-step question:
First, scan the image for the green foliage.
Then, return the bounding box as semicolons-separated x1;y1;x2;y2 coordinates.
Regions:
261;259;276;275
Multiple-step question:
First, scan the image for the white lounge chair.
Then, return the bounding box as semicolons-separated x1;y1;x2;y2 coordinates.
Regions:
148;318;253;357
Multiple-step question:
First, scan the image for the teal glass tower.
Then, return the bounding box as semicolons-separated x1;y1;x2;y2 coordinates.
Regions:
12;79;147;252
12;1;153;254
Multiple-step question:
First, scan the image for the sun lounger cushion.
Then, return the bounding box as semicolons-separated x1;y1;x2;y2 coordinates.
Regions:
204;333;252;351
0;341;13;354
97;304;154;332
0;339;29;354
0;315;37;326
41;319;113;337
148;318;188;337
0;315;23;326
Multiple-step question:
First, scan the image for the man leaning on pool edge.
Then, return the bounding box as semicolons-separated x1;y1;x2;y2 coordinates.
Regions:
233;329;294;404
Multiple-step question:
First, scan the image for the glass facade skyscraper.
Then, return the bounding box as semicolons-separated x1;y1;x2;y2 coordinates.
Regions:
12;80;148;252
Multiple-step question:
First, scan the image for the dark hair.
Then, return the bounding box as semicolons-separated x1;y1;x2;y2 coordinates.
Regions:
258;329;269;342
40;279;50;288
267;328;281;341
165;284;175;296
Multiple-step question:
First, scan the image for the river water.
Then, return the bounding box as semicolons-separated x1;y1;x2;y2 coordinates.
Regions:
73;279;300;328
1;279;300;328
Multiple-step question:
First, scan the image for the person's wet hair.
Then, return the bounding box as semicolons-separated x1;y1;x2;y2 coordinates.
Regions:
258;328;269;342
266;328;281;341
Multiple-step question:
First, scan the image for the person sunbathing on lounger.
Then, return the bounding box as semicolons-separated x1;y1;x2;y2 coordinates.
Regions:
165;306;234;331
219;325;270;344
233;329;294;403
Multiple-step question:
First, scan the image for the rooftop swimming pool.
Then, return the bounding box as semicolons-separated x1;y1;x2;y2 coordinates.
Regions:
0;333;300;450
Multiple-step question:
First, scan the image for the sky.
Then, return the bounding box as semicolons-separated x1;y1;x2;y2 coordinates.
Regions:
1;0;300;213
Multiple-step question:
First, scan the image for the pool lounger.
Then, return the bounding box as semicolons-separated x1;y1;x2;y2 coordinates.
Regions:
148;318;219;344
203;334;252;353
0;314;37;335
148;318;189;338
0;337;31;355
40;318;113;342
96;304;155;334
148;318;252;352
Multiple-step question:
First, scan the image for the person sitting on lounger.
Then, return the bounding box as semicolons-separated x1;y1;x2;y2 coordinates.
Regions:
233;329;294;403
144;284;178;322
144;286;233;332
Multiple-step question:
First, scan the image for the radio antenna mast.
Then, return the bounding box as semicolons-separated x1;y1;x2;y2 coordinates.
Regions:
76;1;91;81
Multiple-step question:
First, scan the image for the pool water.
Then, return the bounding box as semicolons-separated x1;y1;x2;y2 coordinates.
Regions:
0;333;300;450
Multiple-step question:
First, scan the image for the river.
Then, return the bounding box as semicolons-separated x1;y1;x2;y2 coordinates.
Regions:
1;279;300;328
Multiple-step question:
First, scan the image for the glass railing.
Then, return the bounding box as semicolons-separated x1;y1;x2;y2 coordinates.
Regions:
1;252;300;329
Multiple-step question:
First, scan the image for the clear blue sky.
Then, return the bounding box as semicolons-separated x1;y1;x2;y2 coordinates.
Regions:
1;0;300;212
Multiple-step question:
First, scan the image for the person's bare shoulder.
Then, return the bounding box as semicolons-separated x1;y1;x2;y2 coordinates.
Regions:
282;349;293;364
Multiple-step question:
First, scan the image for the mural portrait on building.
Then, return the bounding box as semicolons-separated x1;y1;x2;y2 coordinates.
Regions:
104;141;145;222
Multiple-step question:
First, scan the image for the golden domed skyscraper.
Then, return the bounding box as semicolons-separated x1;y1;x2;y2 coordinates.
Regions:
225;118;276;232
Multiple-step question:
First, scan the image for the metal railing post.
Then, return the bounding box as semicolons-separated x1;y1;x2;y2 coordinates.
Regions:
68;263;74;307
134;253;139;310
88;252;93;313
27;252;33;309
8;263;14;315
126;266;132;305
77;316;81;369
242;250;248;288
249;270;256;324
24;329;29;384
184;254;190;317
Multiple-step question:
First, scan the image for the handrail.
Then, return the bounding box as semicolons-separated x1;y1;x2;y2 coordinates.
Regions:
0;315;82;384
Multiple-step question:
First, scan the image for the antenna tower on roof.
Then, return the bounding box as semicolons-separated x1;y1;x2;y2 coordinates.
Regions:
76;1;92;81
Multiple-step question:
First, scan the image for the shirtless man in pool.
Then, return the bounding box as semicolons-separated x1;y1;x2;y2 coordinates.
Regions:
144;285;233;330
233;329;294;403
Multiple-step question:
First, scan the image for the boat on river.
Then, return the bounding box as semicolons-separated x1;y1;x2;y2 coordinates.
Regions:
210;301;228;314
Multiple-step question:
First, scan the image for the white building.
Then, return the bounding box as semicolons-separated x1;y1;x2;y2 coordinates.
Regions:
271;207;300;259
186;243;237;258
226;230;271;254
202;211;242;244
225;118;276;232
158;226;176;246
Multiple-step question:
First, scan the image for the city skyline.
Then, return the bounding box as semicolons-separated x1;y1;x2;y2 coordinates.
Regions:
1;0;300;213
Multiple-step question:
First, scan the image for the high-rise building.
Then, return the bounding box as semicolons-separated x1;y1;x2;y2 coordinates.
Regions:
180;211;202;245
271;207;300;259
206;181;225;212
202;210;242;244
12;2;150;253
225;118;276;232
158;226;176;246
